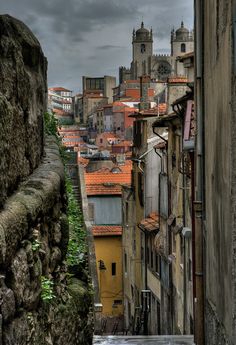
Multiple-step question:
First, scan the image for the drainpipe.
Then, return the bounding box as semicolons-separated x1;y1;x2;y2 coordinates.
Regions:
182;152;187;334
194;0;205;343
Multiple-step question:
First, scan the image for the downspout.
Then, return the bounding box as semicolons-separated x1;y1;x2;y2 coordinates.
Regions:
194;0;205;343
153;124;172;333
153;127;168;144
182;144;187;335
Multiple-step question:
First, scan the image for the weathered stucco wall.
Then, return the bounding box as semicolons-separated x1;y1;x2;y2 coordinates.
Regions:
203;1;236;344
0;14;47;208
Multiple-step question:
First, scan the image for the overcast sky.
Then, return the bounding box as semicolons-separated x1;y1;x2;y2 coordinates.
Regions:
0;0;193;93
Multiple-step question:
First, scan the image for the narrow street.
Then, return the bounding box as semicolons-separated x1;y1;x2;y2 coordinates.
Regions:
93;335;194;344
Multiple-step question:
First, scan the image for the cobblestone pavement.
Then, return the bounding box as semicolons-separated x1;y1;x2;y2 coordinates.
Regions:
93;335;194;344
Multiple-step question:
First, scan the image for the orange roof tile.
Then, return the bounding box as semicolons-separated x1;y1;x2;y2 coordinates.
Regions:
78;157;89;166
139;212;159;233
93;226;122;236
113;101;126;107
168;77;188;83
49;87;72;92
85;171;131;184
85;162;132;195
112;140;132;147
86;184;122;195
97;132;120;139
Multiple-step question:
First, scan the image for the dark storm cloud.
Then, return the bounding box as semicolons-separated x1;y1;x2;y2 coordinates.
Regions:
0;0;193;91
96;45;124;50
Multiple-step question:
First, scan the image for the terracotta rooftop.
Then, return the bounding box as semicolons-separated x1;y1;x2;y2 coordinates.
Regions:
93;226;122;237
97;132;120;139
112;140;132;147
86;184;122;195
139;212;159;233
78;157;89;166
49;87;72;92
113;101;127;107
168;77;188;83
85;173;131;185
53;109;67;115
85;162;132;195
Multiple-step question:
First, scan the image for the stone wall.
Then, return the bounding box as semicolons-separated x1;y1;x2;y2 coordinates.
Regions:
0;137;92;344
0;15;93;345
0;14;47;208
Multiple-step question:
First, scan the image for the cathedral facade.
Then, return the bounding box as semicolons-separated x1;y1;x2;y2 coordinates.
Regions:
119;21;194;83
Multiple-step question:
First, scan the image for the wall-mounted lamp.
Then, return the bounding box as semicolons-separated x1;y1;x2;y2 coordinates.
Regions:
98;259;106;270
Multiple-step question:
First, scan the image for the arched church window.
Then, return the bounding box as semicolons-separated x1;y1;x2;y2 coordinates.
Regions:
181;43;186;53
141;44;146;53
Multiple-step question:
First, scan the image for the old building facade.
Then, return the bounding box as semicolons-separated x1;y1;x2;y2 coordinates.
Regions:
194;0;236;344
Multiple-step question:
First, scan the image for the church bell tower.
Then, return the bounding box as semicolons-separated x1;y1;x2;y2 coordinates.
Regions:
131;22;153;79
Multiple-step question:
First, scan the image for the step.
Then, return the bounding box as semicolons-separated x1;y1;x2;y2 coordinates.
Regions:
93;335;195;344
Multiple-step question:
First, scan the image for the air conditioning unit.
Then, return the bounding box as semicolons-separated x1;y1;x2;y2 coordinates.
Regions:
182;227;192;238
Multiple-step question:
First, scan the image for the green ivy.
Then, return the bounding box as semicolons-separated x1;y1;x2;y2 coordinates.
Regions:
41;276;55;302
65;176;87;266
31;239;41;252
44;112;58;137
44;111;87;267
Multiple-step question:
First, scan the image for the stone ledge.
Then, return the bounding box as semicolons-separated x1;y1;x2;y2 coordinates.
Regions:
0;135;64;266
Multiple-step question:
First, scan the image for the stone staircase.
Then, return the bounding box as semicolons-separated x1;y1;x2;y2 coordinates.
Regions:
93;335;195;344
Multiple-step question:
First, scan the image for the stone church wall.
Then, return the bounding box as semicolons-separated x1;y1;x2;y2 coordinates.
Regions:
0;15;92;345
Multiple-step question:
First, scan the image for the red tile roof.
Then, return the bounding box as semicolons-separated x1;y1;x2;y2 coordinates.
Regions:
49;87;72;92
86;184;122;195
139;212;159;233
85;161;132;195
93;226;122;236
112;140;132;147
85;173;131;185
97;132;120;140
78;157;89;166
168;77;188;83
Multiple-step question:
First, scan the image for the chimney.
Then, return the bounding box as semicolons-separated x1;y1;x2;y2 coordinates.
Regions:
139;75;151;111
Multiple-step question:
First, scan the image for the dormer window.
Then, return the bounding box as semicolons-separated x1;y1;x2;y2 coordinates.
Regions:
141;44;146;53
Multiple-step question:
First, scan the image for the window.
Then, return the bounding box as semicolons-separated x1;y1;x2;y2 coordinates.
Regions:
181;43;186;53
113;299;122;305
155;254;160;275
88;203;94;221
157;300;161;334
124;253;127;274
188;258;192;281
141;43;146;53
147;246;150;265
133;121;142;147
138;172;144;207
112;262;116;276
151;249;154;269
125;201;129;223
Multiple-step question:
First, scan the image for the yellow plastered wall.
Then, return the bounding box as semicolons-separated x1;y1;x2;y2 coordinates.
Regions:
95;236;123;316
